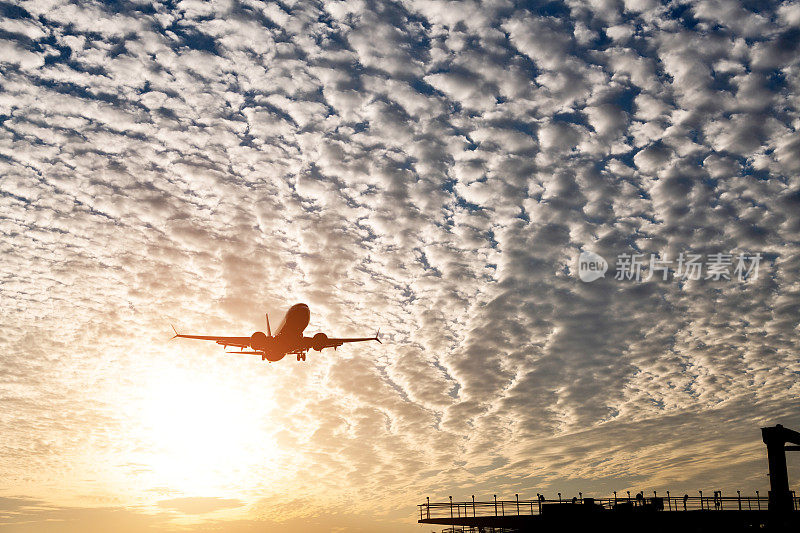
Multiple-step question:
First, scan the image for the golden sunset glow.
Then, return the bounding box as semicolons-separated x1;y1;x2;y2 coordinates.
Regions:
3;1;800;532
129;366;274;496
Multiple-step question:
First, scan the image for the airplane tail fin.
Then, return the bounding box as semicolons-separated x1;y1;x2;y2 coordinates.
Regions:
170;324;179;339
266;313;272;337
374;329;381;344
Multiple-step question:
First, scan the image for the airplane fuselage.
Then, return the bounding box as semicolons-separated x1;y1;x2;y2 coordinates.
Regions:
275;303;310;337
255;303;311;361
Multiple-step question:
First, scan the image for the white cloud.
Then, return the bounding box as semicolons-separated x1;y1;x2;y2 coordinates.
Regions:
0;39;45;69
1;1;800;532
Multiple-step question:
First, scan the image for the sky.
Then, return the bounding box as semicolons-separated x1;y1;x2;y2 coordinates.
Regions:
1;0;800;531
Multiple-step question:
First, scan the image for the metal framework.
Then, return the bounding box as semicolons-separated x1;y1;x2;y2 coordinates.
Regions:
418;493;797;521
417;425;800;532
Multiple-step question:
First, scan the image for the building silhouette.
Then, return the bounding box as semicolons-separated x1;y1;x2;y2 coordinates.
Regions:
417;425;800;532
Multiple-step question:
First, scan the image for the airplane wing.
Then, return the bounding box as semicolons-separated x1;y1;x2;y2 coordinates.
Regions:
171;326;251;349
306;332;381;351
326;336;380;348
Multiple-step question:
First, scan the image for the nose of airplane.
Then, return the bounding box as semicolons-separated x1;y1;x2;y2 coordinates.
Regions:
293;303;310;318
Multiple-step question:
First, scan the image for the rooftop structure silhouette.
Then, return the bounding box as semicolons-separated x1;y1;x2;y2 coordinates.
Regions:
417;424;800;532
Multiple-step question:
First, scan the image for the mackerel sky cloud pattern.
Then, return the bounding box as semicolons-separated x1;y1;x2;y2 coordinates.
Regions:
1;1;799;531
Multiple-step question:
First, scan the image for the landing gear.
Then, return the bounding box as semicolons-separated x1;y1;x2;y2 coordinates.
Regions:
297;353;306;361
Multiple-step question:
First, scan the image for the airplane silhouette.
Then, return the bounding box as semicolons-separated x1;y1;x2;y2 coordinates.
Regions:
171;303;380;362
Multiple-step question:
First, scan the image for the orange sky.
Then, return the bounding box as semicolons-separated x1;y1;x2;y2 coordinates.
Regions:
2;0;800;532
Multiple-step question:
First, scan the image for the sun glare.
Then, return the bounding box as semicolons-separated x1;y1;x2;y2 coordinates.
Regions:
123;363;282;498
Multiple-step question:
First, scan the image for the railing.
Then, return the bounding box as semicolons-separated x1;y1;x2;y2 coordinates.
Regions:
419;492;800;521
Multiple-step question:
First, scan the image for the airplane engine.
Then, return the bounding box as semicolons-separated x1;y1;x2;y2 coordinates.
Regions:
250;331;268;351
311;332;328;351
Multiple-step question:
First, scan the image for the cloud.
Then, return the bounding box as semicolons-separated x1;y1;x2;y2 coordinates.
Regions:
0;38;44;69
1;0;799;532
157;497;243;514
